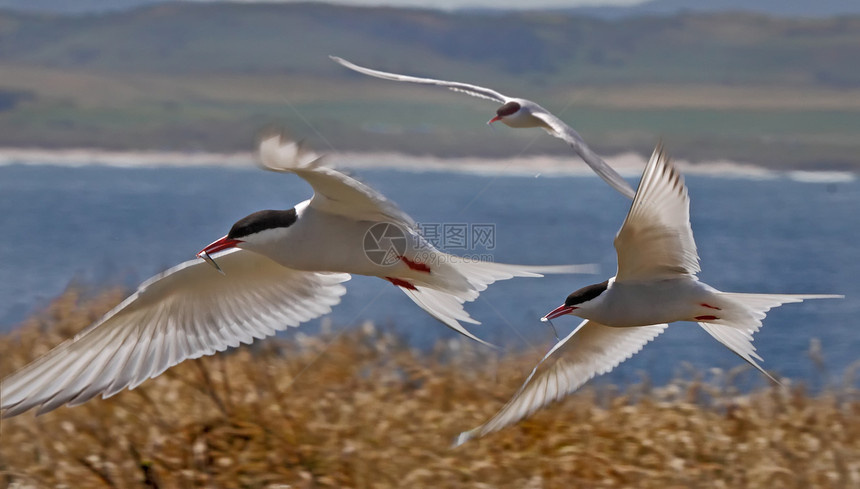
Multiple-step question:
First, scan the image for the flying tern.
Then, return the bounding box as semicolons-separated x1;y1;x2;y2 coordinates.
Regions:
330;55;636;200
0;135;595;418
455;142;843;445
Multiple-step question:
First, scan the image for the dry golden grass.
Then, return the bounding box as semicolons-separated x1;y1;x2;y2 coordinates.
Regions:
1;289;858;488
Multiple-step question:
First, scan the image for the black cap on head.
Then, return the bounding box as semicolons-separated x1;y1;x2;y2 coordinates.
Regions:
564;280;609;307
495;101;521;117
228;208;298;239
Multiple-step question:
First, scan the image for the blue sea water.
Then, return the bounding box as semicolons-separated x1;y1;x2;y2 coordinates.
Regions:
1;163;857;388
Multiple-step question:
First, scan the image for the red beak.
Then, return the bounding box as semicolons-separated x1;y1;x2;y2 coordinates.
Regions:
197;235;242;258
488;115;503;124
543;304;576;321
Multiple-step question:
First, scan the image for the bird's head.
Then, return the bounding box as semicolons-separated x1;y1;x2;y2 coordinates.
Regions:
488;100;543;129
542;279;610;320
197;208;299;267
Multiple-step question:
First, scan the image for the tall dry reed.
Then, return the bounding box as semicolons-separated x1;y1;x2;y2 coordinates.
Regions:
1;289;857;488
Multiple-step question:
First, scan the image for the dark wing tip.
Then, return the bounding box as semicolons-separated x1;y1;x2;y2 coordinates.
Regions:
647;139;685;194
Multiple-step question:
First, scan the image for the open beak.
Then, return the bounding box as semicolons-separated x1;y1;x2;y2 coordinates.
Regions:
197;235;242;274
487;115;502;125
198;235;242;257
542;304;576;321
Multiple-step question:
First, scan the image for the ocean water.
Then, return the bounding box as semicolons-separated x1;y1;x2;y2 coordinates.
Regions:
1;162;857;388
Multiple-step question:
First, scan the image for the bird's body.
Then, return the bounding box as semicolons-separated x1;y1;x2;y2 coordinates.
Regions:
489;99;552;129
330;55;636;200
238;200;436;284
570;277;722;327
0;135;593;418
455;142;843;445
243;200;385;276
231;198;513;295
220;136;594;338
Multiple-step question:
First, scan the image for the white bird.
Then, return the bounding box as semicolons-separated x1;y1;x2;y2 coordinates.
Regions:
330;55;636;200
455;142;843;445
0;134;594;418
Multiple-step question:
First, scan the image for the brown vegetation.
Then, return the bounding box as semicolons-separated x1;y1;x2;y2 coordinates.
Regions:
1;289;858;488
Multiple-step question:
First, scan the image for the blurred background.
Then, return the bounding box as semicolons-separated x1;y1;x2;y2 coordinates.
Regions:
1;0;860;167
1;0;857;384
1;2;859;486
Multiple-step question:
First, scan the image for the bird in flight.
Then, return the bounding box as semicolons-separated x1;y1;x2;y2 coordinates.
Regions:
455;142;842;445
330;55;636;200
0;134;595;418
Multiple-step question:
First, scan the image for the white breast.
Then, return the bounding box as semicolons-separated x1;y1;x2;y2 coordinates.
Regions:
579;278;715;327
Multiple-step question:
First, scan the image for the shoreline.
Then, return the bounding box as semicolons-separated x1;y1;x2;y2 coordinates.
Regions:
0;147;855;182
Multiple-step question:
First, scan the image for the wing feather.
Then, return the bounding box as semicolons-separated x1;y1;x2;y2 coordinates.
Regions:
258;135;416;227
330;56;636;200
330;56;508;103
1;248;349;417
531;112;636;199
455;320;667;445
614;143;699;282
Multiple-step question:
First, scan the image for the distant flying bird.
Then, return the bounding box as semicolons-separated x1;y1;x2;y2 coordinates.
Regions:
330;55;636;200
0;135;594;418
455;142;842;445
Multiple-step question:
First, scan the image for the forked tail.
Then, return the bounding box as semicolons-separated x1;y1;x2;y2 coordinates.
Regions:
440;258;598;301
697;292;843;383
395;257;597;345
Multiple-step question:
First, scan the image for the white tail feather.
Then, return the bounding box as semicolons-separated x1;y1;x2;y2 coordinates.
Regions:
400;286;491;346
395;257;597;345
698;293;842;383
435;258;598;301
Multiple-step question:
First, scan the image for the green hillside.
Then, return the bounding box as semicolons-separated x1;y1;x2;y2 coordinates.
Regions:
1;3;859;167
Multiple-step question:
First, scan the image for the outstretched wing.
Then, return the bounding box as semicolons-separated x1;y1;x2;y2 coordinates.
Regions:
258;135;416;227
331;56;636;200
614;142;700;282
1;249;350;418
531;111;636;200
330;55;508;103
455;320;667;445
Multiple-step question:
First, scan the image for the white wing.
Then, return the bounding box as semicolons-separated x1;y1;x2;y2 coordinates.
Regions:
456;320;667;445
330;55;508;103
0;248;350;418
531;111;636;200
258;135;416;227
331;56;635;200
614;142;700;282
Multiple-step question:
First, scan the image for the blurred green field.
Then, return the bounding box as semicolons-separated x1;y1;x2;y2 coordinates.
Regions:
1;289;858;487
3;80;858;167
1;4;860;167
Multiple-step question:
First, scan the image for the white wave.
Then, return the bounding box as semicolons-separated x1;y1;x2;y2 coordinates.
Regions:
0;147;855;182
329;152;786;181
0;148;254;169
788;171;856;183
